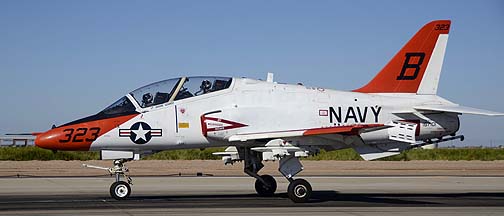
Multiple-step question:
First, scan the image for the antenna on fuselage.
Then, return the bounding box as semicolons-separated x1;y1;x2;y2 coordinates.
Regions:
266;72;274;83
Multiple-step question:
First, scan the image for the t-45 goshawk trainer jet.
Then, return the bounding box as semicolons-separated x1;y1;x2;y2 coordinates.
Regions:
34;20;503;202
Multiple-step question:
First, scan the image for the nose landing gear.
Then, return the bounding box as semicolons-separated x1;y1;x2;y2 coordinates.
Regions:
83;159;133;200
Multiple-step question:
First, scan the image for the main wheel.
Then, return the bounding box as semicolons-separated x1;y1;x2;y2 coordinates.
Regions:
110;181;131;200
287;178;312;203
254;174;277;196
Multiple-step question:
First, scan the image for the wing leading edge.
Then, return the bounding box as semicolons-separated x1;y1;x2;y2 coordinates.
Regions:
414;105;504;116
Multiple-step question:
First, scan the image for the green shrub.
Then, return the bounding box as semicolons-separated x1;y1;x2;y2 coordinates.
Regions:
380;148;504;161
0;146;98;161
144;148;222;160
305;149;362;160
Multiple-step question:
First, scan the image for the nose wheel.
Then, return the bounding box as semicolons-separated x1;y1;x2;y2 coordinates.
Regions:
110;181;131;200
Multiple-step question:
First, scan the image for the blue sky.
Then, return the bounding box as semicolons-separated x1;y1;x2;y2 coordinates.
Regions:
1;0;503;146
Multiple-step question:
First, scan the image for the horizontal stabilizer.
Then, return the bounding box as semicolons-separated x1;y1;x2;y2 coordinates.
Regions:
5;133;41;136
414;105;504;116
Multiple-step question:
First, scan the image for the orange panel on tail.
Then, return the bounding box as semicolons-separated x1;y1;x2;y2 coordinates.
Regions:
354;20;450;93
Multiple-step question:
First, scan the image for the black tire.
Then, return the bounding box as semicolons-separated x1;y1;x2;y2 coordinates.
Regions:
287;178;312;203
110;181;131;200
254;174;277;197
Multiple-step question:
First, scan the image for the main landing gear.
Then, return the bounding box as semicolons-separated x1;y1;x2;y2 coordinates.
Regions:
241;147;312;203
255;174;277;196
287;178;312;203
83;159;133;200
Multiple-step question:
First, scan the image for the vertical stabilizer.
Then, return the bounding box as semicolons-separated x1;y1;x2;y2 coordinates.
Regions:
354;20;450;94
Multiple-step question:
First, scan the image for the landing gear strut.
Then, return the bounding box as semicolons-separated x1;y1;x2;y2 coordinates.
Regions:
279;155;312;203
83;159;133;200
241;147;278;196
109;159;133;200
239;146;312;202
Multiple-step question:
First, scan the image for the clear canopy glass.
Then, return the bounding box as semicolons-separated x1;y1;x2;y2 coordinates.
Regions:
100;96;136;115
129;78;181;108
174;77;232;101
129;76;232;108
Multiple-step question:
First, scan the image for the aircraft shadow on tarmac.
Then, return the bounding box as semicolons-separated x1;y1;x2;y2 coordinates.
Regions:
129;191;504;207
4;191;504;211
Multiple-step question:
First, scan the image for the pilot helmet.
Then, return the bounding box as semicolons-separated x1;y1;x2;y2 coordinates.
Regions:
201;80;212;92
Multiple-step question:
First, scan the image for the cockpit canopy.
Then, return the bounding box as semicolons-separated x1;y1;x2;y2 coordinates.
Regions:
97;76;231;119
129;76;232;108
63;76;232;127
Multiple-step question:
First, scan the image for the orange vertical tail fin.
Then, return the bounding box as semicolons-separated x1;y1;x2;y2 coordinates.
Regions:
354;20;450;94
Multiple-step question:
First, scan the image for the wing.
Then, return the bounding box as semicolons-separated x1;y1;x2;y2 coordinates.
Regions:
203;114;408;162
414;105;504;116
214;123;414;162
227;124;385;142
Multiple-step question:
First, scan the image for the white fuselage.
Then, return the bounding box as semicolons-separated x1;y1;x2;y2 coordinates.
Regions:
89;78;459;152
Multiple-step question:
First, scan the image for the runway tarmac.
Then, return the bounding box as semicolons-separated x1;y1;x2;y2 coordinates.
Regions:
1;176;504;215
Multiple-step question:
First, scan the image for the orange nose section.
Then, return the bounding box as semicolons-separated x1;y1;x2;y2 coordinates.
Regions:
34;132;52;149
35;129;93;151
35;114;138;151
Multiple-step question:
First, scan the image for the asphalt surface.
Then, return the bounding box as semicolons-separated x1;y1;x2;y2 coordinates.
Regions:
1;176;504;215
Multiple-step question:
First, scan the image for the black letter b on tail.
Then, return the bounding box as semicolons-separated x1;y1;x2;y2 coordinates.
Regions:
397;52;425;80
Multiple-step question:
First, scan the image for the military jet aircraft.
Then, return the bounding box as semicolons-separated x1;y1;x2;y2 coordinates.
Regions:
34;20;503;202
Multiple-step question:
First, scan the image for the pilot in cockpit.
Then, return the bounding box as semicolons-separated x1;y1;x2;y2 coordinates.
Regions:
195;80;212;95
141;93;153;107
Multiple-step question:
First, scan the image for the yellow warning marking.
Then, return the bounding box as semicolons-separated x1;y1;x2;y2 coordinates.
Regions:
178;122;189;128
